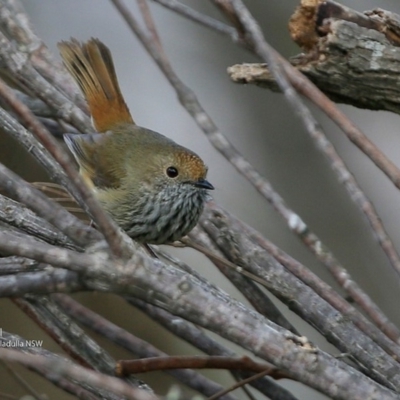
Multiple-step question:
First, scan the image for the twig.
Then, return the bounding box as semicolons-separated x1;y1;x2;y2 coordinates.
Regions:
137;0;163;52
207;370;272;400
0;348;158;400
151;0;241;43
0;106;72;187
32;182;78;199
14;91;58;118
0;194;79;250
54;294;239;400
38;379;100;400
0;29;90;132
0;163;98;248
117;355;284;378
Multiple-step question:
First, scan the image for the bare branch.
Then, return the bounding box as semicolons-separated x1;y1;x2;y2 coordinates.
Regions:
0;257;45;275
185;233;299;335
54;294;239;400
151;0;241;42
116;355;283;377
0;268;84;296
0;194;78;250
0;348;157;400
0;163;99;247
0;227;395;398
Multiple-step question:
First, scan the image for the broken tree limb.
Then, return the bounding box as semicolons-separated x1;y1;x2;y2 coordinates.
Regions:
228;1;400;115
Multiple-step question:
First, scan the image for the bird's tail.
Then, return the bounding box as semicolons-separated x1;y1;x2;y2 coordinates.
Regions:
58;38;134;132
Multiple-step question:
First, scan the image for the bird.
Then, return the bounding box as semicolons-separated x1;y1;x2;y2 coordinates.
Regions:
58;38;213;244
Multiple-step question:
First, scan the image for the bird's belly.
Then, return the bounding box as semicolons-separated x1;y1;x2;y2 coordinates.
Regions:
114;189;207;244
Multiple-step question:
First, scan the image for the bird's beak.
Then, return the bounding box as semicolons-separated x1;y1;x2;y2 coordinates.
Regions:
194;178;214;190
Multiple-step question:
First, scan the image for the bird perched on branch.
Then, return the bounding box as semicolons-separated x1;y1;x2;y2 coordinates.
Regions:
58;38;213;244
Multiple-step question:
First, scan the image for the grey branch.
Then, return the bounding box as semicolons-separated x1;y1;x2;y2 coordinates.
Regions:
0;228;397;398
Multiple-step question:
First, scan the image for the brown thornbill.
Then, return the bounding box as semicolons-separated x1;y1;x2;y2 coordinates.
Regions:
58;38;213;244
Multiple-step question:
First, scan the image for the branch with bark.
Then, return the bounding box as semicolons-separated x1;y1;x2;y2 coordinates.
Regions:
229;0;400;115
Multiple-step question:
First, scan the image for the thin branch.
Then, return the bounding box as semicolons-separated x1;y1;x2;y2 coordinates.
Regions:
137;0;164;52
0;29;90;132
0;163;99;248
151;0;241;43
13;91;59;118
54;294;239;400
0;105;70;186
0;348;158;400
208;370;272;400
116;355;284;378
37;379;100;400
0;194;79;250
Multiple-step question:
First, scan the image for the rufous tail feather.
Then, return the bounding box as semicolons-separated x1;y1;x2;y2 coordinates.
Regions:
58;38;134;132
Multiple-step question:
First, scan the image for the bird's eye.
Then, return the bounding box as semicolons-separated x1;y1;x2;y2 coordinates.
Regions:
166;166;179;178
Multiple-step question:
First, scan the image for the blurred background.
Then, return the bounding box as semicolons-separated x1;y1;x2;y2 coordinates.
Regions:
1;1;400;399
